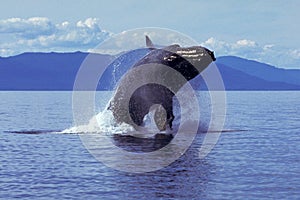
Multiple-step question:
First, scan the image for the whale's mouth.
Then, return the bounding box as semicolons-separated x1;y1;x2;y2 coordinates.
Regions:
205;48;216;61
211;53;216;61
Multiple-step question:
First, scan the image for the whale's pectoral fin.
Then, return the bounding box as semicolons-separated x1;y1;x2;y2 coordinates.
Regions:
145;35;154;48
154;105;167;131
154;103;174;131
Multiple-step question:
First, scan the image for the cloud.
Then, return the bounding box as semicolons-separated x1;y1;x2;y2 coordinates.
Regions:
0;48;14;56
201;37;300;69
289;49;300;59
201;37;259;57
0;17;111;56
0;17;54;38
235;39;256;47
0;17;299;69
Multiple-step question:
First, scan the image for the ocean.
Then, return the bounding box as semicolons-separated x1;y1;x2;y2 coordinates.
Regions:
0;91;299;199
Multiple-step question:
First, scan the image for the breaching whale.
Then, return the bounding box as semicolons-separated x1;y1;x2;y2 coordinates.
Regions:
108;36;216;131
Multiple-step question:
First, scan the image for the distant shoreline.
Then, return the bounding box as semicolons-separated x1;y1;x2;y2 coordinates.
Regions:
1;52;300;91
1;90;300;92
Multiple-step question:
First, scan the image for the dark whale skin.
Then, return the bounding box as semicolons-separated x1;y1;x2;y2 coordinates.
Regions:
108;37;216;131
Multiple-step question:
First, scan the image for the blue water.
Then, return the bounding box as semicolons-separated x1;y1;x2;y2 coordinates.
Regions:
0;91;299;199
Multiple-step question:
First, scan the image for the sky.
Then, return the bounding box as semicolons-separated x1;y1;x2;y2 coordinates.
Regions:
0;0;299;69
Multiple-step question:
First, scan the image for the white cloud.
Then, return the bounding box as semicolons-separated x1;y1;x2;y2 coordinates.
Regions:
0;17;111;56
0;17;299;69
290;49;300;59
201;37;259;55
263;44;274;51
235;39;256;47
201;37;300;69
0;48;14;56
0;17;54;38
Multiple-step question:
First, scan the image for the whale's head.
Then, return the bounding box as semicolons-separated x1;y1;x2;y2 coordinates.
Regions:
166;44;216;73
145;36;216;74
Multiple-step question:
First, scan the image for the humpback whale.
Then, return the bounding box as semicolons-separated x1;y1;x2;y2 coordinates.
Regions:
108;36;216;131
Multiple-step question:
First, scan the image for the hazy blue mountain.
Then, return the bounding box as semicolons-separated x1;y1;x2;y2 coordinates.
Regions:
213;63;300;90
0;52;113;90
0;52;299;90
217;56;300;86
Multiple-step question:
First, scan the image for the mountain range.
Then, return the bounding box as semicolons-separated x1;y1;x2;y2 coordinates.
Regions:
0;51;299;90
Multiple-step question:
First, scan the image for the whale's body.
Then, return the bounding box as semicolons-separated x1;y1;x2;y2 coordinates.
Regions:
108;36;216;131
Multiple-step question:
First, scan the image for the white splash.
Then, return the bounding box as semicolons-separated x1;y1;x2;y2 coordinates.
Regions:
62;91;211;136
62;109;134;135
61;108;173;137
